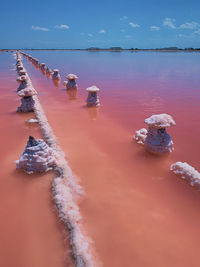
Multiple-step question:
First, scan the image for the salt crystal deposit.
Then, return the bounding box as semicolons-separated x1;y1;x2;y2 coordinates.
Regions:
17;86;37;98
134;128;148;145
46;67;52;75
63;74;78;90
26;118;39;124
143;114;175;155
170;162;200;187
16;136;56;174
52;69;61;80
86;86;100;107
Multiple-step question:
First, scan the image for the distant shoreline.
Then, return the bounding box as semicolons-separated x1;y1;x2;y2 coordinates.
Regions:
1;48;200;52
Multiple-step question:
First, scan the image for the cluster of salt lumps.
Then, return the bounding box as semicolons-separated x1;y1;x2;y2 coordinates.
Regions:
134;113;176;155
170;162;200;187
86;86;100;107
16;136;56;173
63;74;78;90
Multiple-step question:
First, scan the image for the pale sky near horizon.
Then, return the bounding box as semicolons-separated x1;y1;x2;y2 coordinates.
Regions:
0;0;200;49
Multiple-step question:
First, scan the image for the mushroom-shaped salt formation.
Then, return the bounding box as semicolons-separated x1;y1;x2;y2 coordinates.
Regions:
170;162;200;187
46;67;52;75
17;75;30;91
143;113;176;155
86;86;100;107
40;63;46;71
52;69;61;80
17;85;36;112
16;136;56;173
63;74;78;90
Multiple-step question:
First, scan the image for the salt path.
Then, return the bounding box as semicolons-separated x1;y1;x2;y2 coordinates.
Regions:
21;51;200;267
0;53;71;267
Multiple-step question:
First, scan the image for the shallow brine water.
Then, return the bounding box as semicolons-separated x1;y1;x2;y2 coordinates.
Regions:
1;50;200;267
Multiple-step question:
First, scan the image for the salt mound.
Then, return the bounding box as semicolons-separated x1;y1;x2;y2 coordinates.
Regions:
134;128;147;144
170;162;200;187
16;136;56;174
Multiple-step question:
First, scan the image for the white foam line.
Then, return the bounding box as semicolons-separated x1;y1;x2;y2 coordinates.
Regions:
14;51;96;267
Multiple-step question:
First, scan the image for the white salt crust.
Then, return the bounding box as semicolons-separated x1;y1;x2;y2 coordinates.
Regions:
144;113;176;129
134;128;147;145
170;162;200;187
15;51;96;267
26;118;39;124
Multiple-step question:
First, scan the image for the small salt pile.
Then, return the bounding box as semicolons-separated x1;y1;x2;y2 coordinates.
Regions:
52;69;61;80
144;114;176;155
134;128;148;145
63;74;78;90
16;136;56;173
170;162;200;187
40;63;46;71
86;86;100;107
17;86;36;112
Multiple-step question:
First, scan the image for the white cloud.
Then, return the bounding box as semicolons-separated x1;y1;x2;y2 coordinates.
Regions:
163;18;176;29
120;16;128;21
88;33;93;37
55;24;69;29
31;26;49;31
129;22;140;28
150;26;160;31
180;21;199;29
99;29;105;34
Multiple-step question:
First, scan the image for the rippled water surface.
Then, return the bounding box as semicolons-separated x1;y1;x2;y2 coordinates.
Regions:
1;50;200;267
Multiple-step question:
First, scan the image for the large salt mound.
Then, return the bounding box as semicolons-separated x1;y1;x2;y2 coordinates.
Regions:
16;136;56;174
170;161;200;186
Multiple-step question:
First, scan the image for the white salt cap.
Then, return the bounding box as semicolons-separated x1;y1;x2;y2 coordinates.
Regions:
144;113;176;129
18;87;37;97
40;63;46;66
53;69;59;72
86;85;100;92
66;74;78;80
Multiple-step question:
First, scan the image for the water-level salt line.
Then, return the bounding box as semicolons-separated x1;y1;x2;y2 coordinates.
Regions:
14;51;96;267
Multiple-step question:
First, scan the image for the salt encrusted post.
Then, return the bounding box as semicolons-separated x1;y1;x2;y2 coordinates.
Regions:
170;162;200;187
63;74;78;90
86;86;100;107
52;69;61;80
17;75;30;91
40;63;46;71
46;67;52;75
17;86;37;112
16;136;56;173
144;113;176;155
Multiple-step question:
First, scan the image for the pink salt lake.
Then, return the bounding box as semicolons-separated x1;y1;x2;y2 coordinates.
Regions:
1;50;200;267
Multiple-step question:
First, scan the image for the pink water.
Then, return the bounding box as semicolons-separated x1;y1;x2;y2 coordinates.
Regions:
1;50;200;267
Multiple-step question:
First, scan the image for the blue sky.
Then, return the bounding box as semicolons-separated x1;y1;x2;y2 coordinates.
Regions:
0;0;200;49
